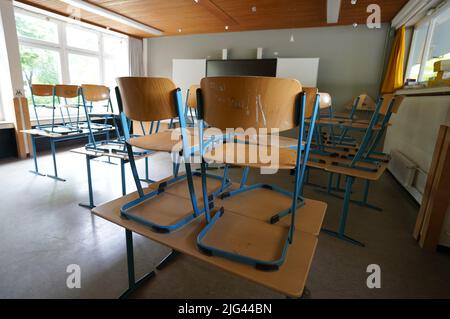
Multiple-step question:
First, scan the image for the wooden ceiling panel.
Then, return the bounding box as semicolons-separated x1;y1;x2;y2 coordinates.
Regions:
16;0;408;38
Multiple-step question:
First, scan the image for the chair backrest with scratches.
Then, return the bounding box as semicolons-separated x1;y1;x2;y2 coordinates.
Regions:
31;84;54;97
199;76;303;132
187;85;200;109
55;85;79;98
116;77;178;122
81;84;110;102
303;87;319;114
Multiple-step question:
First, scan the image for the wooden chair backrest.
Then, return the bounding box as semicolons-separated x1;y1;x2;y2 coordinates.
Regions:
379;94;395;115
303;87;319;115
81;84;110;102
187;85;200;109
200;76;302;131
31;84;53;97
391;95;405;114
116;77;178;122
55;85;79;98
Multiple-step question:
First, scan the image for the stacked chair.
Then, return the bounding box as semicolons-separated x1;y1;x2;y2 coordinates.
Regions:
184;84;200;126
116;77;230;233
80;84;122;153
117;76;324;271
305;93;405;246
30;84;82;134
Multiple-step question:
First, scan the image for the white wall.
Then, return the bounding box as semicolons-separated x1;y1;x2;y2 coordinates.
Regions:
0;0;24;122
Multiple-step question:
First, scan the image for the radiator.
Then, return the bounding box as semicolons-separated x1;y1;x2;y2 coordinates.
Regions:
388;150;425;203
388;150;417;187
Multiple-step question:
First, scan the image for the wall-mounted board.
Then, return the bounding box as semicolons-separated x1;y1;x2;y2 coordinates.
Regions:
276;58;320;87
172;59;206;104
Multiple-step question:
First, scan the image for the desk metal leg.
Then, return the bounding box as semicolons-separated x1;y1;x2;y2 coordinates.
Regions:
119;230;155;299
29;135;45;177
287;287;311;299
348;180;382;212
323;179;382;212
79;155;95;209
139;157;156;184
121;159;126;196
47;139;66;182
156;250;179;270
321;176;365;247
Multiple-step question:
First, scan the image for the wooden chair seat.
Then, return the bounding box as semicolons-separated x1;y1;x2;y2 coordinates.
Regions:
308;160;388;181
203;142;298;169
128;130;182;152
124;192;201;227
310;118;382;130
234;134;299;148
202;211;290;263
128;128;225;152
165;174;224;201
222;186;326;236
88;111;115;117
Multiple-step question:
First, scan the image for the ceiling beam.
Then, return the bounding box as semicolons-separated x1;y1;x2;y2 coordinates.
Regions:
60;0;163;35
197;0;238;26
327;0;342;24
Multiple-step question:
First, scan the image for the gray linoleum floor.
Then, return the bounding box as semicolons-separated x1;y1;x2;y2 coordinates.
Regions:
0;146;449;299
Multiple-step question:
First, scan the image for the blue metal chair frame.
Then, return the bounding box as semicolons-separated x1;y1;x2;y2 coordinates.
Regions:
80;86;123;153
119;87;231;233
309;96;395;169
184;88;198;127
180;86;319;271
54;88;85;132
30;84;82;135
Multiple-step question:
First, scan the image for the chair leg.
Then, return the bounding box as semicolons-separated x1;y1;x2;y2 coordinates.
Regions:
321;176;365;247
126;143;144;197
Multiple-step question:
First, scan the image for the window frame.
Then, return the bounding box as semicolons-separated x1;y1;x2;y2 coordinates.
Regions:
14;6;129;120
406;2;450;82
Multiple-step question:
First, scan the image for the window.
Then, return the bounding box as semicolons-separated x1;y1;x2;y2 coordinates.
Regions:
66;25;99;52
68;53;101;84
14;7;129;120
406;5;450;82
15;12;58;44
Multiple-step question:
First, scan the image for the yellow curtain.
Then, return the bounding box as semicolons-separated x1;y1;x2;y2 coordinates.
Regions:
381;26;406;93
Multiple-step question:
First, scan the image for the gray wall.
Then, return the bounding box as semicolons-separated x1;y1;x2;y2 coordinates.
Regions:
146;24;390;110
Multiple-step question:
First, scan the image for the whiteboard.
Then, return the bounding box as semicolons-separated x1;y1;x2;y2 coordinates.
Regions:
276;58;320;87
172;59;206;104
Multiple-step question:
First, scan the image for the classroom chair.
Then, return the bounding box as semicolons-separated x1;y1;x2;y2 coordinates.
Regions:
30;84;80;134
53;84;85;131
185;84;200;126
80;84;121;152
303;94;405;246
116;77;230;233
178;76;320;270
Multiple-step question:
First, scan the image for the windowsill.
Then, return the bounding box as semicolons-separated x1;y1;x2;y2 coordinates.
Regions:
396;86;450;97
30;116;88;127
0;121;15;129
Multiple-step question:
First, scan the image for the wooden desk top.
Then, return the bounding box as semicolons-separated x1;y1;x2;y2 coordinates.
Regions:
308;159;388;181
311;119;382;130
92;185;326;297
70;146;155;161
21;128;113;138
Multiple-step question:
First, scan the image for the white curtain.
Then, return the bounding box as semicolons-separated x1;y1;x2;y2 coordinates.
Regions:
128;37;144;76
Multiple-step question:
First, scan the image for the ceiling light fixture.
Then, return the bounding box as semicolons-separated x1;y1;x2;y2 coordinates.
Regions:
225;25;229;30
178;28;182;32
351;0;357;5
60;0;162;35
252;6;257;13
